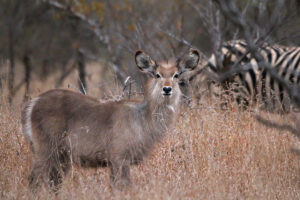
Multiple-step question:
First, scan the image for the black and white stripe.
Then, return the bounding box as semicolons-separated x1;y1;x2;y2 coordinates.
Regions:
199;40;300;112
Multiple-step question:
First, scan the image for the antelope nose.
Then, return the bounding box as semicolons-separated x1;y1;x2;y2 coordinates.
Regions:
163;87;172;95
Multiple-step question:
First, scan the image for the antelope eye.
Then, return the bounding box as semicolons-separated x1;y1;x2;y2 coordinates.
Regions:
173;73;179;78
156;73;161;78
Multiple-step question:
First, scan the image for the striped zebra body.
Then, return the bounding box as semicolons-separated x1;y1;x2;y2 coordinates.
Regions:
198;40;300;112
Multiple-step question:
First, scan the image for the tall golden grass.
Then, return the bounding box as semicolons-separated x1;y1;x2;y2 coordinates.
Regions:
0;63;299;199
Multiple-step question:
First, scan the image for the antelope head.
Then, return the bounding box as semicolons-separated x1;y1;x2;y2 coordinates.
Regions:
135;49;200;106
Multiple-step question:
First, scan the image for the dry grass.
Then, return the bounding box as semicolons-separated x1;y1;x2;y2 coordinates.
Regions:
0;63;299;199
0;97;299;199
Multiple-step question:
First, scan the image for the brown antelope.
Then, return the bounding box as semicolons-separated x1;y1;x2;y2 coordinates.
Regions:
22;49;199;191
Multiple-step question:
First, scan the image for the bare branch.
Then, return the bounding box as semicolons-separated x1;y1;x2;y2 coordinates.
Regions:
255;115;300;139
160;28;193;48
159;27;209;61
43;0;109;46
212;0;300;107
43;0;128;82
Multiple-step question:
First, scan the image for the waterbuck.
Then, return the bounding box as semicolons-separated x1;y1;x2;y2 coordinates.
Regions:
22;49;199;191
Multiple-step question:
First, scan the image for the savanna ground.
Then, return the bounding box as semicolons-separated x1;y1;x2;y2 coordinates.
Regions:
0;63;300;199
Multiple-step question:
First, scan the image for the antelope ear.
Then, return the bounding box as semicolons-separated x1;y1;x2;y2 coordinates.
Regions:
177;48;200;74
135;50;157;75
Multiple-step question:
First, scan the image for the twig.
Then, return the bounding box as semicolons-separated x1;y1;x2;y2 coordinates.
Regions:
118;76;135;100
77;71;87;95
67;83;82;94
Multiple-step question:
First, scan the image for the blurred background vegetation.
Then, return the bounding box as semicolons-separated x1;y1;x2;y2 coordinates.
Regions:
0;0;300;105
1;2;300;199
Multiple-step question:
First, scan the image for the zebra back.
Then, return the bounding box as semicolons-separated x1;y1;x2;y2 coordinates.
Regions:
189;40;300;112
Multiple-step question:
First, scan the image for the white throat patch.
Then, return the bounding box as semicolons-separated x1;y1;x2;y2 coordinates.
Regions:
167;105;175;113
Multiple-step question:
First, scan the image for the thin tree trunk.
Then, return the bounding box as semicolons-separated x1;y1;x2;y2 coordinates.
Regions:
8;22;15;104
23;53;31;101
0;62;2;92
41;34;54;80
77;50;87;94
0;62;2;106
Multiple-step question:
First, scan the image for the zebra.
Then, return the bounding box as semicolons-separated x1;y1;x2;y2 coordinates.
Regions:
185;40;300;112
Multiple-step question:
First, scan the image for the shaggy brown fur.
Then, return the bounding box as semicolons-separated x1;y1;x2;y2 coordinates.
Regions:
21;49;199;192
